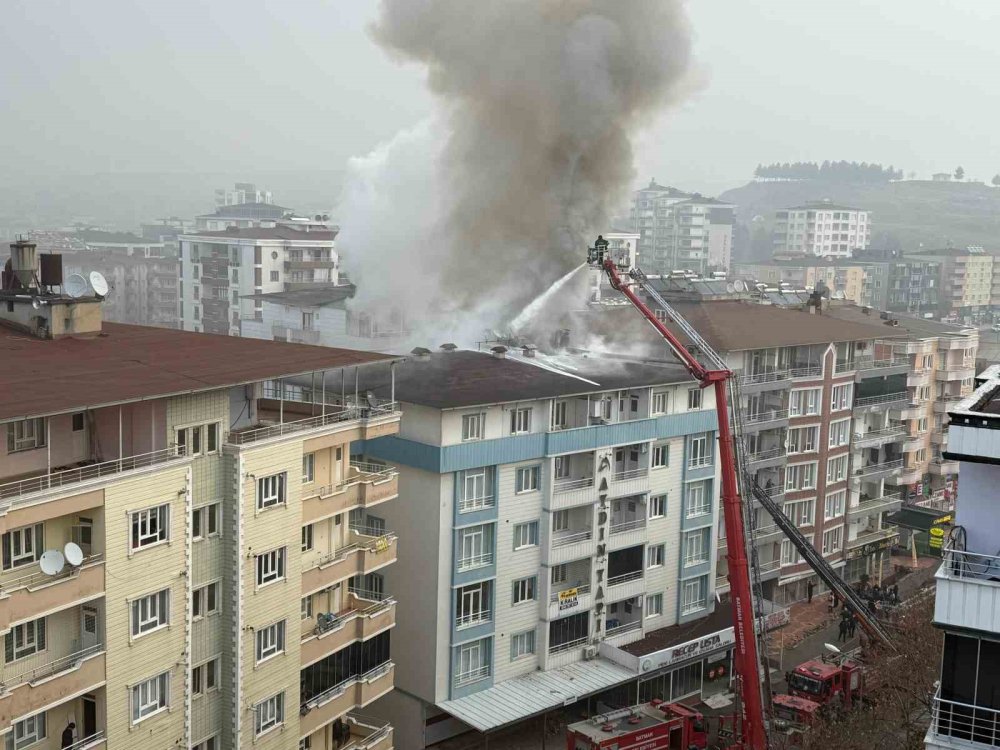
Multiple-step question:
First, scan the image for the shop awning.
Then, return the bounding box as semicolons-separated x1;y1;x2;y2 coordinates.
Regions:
887;506;953;533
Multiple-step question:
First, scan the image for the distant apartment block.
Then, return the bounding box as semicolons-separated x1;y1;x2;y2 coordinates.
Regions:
772;202;871;259
734;260;869;306
62;251;180;329
905;247;994;324
0;251;401;750
194;202;335;233
215;182;273;207
75;230;167;259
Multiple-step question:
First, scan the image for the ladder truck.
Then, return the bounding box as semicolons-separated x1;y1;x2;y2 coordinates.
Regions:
584;238;893;750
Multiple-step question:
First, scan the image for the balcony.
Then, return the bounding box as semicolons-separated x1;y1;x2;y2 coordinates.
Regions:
741;409;789;432
927;688;1000;750
606;569;645;601
609;467;649;498
736;369;790;392
609;517;648;551
934;396;967;414
546;583;592;621
852;427;906;449
548;528;595;564
936;366;976;382
303;463;399;524
0;555;104;625
302;534;398;594
907;369;931;388
848;492;903;520
299;663;394;737
931;427;949;447
301;593;396;666
935;545;1000;633
846;527;899;555
902;432;928;452
852;458;903;480
789;365;823;380
854;392;908;412
929;458;959;476
746;446;787;469
228;403;399;447
549;475;597;510
841;356;910;379
0;646;106;730
752;523;784;544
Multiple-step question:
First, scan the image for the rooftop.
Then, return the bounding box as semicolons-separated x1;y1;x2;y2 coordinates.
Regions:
824;305;976;339
636;181;692;197
180;227;337;242
196;202;291;220
782;201;865;212
75;230;162;245
904;247;992;258
0;321;391;422
243;286;357;307
620;602;731;657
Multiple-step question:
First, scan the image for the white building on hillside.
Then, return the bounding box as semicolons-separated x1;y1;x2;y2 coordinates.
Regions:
772;202;871;259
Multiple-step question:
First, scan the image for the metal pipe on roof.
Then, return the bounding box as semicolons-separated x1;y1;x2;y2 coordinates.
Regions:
118;406;123;471
321;370;326;416
279;379;284;424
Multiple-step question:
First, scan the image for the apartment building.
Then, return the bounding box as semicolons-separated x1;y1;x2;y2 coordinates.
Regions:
215;182;274;208
905;247;994;324
178;226;342;336
353;348;725;746
0;256;401;750
924;365;1000;749
877;258;941;315
62;252;180;329
733;260;868;305
75;231;167;260
772;202;871;258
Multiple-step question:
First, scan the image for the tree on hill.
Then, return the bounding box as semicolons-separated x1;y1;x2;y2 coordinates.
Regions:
954;166;965;181
991;174;1000;187
752;161;902;182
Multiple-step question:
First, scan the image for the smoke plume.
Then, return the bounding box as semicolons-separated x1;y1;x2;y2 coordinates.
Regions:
337;0;694;345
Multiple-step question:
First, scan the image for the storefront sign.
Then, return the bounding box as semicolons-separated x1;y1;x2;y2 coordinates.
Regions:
846;533;899;560
558;588;579;611
928;526;946;549
764;607;791;631
640;628;736;672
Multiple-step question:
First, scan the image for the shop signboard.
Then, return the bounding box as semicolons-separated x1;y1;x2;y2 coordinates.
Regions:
558;587;579;611
639;628;736;673
846;533;899;560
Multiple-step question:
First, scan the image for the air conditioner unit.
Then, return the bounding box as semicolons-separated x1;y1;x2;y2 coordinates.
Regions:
584;645;599;660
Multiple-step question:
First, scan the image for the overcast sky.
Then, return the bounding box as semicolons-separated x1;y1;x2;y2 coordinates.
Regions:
3;0;998;194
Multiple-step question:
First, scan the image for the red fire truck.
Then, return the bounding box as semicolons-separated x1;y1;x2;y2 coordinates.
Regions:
565;701;708;750
784;652;865;709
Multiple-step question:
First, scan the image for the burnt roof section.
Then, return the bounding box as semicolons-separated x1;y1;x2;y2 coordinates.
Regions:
0;322;392;422
181;227;336;241
242;285;357;307
824;305;976;338
356;350;692;409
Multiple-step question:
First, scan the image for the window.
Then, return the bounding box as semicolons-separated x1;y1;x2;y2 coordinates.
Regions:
786;425;819;454
456;582;491;628
551;400;569;429
689;434;711;467
11;712;46;749
826;455;848;483
828;418;850;448
6;617;45;661
458;467;494;512
510;407;532;434
254;692;285;737
255;547;286;587
646;593;664;618
458;525;492;569
683;528;710;567
551;563;568;584
652;443;669;468
192;582;219;619
456;640;490;685
130;505;169;551
553;455;571;480
192;503;220;541
302;453;315;483
784;498;815;527
515;466;540;493
649;494;666;519
511;630;535;659
131;672;169;724
915;448;926;463
512;576;536;604
822;527;843;555
917;417;929;433
256;473;287;510
687;388;702;410
256;620;286;663
175;422;219;457
831;383;853;411
652;391;671;414
552;510;569;532
269;270;279;282
824;490;846;520
781;535;813;566
301;524;314;552
513;522;538;550
461;412;485;441
301;596;313;620
193;737;219;750
785;462;817;491
647;544;665;568
789;388;821;416
681;577;707;614
7;417;45;453
192;657;219;696
2;523;43;569
686;481;710;517
72;412;85;431
131;589;169;637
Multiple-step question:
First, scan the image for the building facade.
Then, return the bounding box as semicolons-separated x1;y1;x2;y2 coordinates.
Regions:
733;260;869;306
905;247;994;324
215;183;273;208
772;203;871;259
62;252;180;329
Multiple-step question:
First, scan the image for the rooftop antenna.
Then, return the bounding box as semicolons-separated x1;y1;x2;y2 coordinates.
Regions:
64;273;88;299
733;279;746;293
64;542;84;567
39;548;66;576
725;282;735;294
89;271;109;299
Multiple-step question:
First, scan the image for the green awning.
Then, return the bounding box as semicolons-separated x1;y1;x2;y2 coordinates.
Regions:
886;506;952;533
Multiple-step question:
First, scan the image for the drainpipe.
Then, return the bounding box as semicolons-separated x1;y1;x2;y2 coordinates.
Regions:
279;379;284;424
118;406;123;471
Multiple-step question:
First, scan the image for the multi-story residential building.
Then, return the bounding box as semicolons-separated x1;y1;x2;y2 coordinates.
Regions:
354;347;727;746
878;258;941;315
772;202;871;259
178;227;342;335
0;256;401;750
734;260;869;306
904;247;994;324
75;230;167;259
924;364;1000;750
215;182;273;207
194;203;334;234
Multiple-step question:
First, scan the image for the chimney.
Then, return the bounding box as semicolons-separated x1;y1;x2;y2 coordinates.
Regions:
439;343;458;352
522;345;536;358
490;345;507;359
410;347;432;361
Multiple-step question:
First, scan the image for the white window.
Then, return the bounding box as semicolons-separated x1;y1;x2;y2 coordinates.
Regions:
131;672;169;724
652;443;669;468
646;593;664;618
551;563;568;584
254;692;285;737
456;582;490;628
512;576;536;604
554;455;571;479
688;434;711;467
784;498;815;527
685;481;711;517
822;527;843;555
255;620;286;663
551;400;569;429
131;589;169;637
301;524;313;551
511;630;535;659
130;504;169;551
786;425;819;454
652;391;671;415
781;535;813;566
175;422;219;457
192;657;219;696
789;388;821;416
255;547;286;587
831;383;854;411
826;455;848;483
2;523;43;569
193;736;219;750
461;412;485;441
256;472;287;510
302;453;315;483
681;578;707;614
11;712;46;749
192;581;219;618
915;448;926;463
7;617;45;660
515;466;540;493
7;417;46;453
785;462;817;491
552;510;569;532
917;417;929;433
513;521;538;550
683;528;710;567
458;525;492;569
647;544;665;568
824;490;846;520
510;407;532;434
192;503;220;541
687;388;703;410
456;640;490;684
649;494;667;519
828;418;850;448
459;467;494;512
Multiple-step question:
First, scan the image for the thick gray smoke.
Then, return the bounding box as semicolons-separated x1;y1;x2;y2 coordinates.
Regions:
337;0;693;345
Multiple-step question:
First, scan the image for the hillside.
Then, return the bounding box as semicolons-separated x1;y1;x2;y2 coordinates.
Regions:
721;179;1000;260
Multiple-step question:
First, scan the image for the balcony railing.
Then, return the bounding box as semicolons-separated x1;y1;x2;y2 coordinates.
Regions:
608;570;644;587
457;495;496;513
746;447;784;464
552;529;593;548
0;553;104;595
743;409;789;425
941;544;1000;581
550;583;591;603
852;427;907;446
454;664;491;686
847;527;899;548
5;642;103;686
457;552;494;571
737;369;789;386
553;476;595;493
930;689;1000;747
606;619;643;637
311;461;398;503
854;392;908;408
228;403;398;445
342;714;393;748
788;365;823;379
613;468;647;482
63;732;107;750
838;356;908;373
610;518;647;535
455;609;492;629
687;455;713;469
548;635;588;654
303;661;393;710
852;492;902;513
0;447;185;503
853;458;903;476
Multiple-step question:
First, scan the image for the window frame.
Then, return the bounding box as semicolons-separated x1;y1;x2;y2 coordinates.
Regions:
130;504;170;552
688;434;711;467
822;526;844;555
3;523;43;569
652;391;670;415
512;521;539;551
192;656;220;696
256;472;287;511
131;589;170;638
510;407;532;435
512;576;536;605
647;544;665;569
685;481;711;518
302;453;315;484
192;581;219;620
510;630;536;660
683;528;710;567
646;593;664;618
7;417;46;453
131;671;170;725
192;503;220;541
11;711;46;749
255;619;287;664
828;418;851;448
8;617;46;661
651;443;669;469
826;454;848;484
255;547;287;588
680;578;707;615
514;465;540;494
649;494;667;519
461;412;485;442
687;388;703;410
254;692;285;737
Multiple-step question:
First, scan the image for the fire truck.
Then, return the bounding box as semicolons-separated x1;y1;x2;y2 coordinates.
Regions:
784;651;865;709
566;701;708;750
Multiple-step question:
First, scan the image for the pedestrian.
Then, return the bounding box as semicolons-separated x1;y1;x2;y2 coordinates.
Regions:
61;723;75;749
828;592;836;613
891;584;899;604
838;618;849;643
848;612;858;638
807;580;815;604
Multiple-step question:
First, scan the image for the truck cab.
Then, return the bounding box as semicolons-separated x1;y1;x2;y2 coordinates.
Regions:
566;701;708;750
786;658;863;708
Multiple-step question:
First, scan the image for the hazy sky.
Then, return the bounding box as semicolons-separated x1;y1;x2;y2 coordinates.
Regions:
3;0;998;193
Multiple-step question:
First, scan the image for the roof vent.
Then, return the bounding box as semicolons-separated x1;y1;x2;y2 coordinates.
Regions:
490;346;507;359
439;343;458;352
522;345;536;358
410;347;432;360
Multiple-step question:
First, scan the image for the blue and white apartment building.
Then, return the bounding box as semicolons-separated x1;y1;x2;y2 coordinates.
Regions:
356;346;728;747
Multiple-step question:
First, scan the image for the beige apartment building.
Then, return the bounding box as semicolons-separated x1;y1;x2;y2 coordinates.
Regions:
0;242;399;750
734;260;868;305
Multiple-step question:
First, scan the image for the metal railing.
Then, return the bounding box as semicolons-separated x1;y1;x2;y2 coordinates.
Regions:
553;476;595;493
309;534;397;570
852;427;907;445
550;583;591;602
610;518;647;535
688;455;714;469
846;527;899;548
930;689;1000;747
743;409;789;425
788;365;823;379
608;570;644;587
303;661;393;710
606;619;643;636
612;467;647;482
0;553;103;595
853;392;908;408
838;356;909;373
228;403;398;445
0;447;184;503
453;664;491;686
737;369;790;386
311;462;398;500
6;642;103;686
457;495;496;513
457;552;494;571
343;713;393;747
746;447;784;464
63;732;107;750
852;492;902;513
548;635;588;654
941;544;1000;581
551;529;593;548
853;458;903;476
455;609;492;629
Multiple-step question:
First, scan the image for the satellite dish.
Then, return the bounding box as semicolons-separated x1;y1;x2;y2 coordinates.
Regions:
734;279;746;293
39;549;66;576
31;297;41;310
725;282;735;294
824;643;842;656
65;274;88;299
90;271;109;298
64;542;84;567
